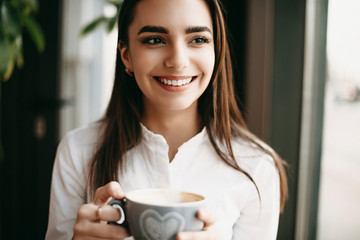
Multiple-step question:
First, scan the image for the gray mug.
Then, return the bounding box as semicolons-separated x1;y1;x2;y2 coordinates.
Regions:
108;188;206;240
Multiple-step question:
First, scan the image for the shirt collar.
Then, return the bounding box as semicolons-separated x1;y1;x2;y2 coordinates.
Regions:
140;123;208;150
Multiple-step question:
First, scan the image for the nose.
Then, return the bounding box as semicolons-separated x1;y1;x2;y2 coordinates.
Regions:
164;42;189;70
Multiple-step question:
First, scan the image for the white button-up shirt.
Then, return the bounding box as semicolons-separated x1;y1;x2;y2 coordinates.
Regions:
45;123;280;240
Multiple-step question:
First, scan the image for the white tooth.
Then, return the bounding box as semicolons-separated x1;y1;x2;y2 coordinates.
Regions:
160;78;193;86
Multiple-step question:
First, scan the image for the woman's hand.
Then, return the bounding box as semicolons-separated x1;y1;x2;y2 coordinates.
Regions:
176;208;221;240
73;181;130;240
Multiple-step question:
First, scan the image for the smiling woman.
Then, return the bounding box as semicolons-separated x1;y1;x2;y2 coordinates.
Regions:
45;0;288;239
120;0;214;115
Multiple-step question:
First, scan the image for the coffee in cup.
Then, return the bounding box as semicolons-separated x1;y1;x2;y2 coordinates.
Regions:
108;188;205;240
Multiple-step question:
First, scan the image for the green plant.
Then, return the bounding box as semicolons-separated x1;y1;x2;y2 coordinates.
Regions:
0;0;45;81
80;0;123;37
0;0;45;164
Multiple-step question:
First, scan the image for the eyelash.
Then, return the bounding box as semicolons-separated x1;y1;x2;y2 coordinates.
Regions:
142;36;165;45
141;36;210;45
190;37;210;44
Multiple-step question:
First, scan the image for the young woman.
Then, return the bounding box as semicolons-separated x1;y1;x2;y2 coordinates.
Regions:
46;0;288;239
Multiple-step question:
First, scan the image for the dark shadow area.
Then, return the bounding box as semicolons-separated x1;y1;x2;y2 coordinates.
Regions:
0;0;62;239
221;0;248;115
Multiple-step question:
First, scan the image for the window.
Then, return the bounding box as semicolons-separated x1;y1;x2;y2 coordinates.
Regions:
317;0;360;239
59;0;117;138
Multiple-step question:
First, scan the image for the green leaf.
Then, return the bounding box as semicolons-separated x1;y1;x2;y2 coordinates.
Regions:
1;40;16;81
20;13;45;52
106;0;123;8
4;56;15;81
80;16;109;37
0;38;12;75
107;15;118;32
106;4;121;32
14;35;24;68
10;0;38;13
1;1;22;40
0;0;43;81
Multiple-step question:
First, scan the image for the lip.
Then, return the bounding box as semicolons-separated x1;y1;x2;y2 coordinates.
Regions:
154;76;195;80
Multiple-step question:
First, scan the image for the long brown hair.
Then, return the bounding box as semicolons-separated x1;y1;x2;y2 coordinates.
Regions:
88;0;288;211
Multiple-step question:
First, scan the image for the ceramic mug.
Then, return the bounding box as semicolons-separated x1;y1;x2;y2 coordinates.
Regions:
108;188;206;240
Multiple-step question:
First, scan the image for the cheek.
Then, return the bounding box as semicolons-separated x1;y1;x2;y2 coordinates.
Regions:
131;49;160;73
198;49;215;77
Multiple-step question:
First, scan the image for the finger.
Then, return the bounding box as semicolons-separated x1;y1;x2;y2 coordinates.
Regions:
73;234;105;240
176;231;214;240
74;221;129;239
73;233;114;240
98;205;122;222
197;208;216;228
73;232;125;240
93;181;125;206
77;204;121;222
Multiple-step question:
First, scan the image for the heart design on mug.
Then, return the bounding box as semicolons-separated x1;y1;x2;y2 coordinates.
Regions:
139;209;185;240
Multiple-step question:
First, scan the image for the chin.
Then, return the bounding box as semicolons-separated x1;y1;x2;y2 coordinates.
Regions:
161;101;196;112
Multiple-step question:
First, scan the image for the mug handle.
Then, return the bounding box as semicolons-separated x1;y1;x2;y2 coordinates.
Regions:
107;198;129;231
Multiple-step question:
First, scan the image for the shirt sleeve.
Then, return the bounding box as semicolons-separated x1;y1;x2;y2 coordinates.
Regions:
232;156;281;240
45;134;88;240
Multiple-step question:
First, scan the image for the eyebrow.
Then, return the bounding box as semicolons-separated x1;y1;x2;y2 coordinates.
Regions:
185;26;212;34
138;26;168;34
137;25;212;35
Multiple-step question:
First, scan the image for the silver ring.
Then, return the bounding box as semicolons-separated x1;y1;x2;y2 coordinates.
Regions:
112;204;125;224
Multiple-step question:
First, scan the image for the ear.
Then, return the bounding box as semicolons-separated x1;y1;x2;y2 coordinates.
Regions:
118;42;133;71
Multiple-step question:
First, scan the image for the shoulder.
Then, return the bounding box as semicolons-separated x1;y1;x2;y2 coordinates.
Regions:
230;136;278;180
52;123;103;192
55;122;103;168
62;122;102;147
230;136;281;220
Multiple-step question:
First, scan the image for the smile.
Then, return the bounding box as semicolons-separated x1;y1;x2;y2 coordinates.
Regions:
154;76;196;87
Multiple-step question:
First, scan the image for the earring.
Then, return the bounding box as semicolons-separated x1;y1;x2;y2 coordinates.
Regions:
125;68;134;77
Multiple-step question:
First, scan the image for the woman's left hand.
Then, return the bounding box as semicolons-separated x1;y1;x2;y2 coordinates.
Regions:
176;208;221;240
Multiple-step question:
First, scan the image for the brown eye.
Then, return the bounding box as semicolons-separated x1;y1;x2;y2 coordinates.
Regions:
143;36;165;45
190;37;210;44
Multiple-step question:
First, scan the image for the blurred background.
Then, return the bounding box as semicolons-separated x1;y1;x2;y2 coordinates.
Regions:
0;0;359;239
317;0;360;239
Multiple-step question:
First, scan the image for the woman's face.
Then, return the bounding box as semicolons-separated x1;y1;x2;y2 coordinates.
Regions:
121;0;215;113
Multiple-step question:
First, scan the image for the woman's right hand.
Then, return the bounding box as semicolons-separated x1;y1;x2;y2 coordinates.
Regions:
73;181;130;240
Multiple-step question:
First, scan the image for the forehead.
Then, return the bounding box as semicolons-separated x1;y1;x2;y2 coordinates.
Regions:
130;0;213;32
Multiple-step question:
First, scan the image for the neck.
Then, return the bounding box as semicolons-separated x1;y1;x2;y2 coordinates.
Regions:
141;102;202;162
